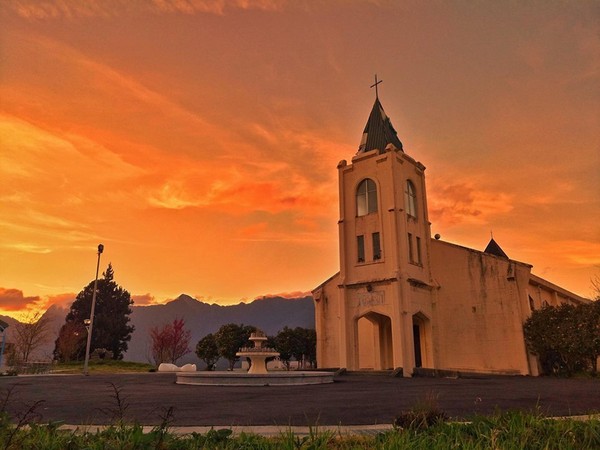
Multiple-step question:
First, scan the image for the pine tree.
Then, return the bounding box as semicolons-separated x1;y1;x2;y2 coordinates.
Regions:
54;263;134;361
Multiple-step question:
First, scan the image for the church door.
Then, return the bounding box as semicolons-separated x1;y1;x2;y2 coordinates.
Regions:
412;313;431;369
357;312;393;370
413;324;422;368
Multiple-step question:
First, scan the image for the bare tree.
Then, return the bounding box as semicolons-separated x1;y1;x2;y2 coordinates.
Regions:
12;312;53;363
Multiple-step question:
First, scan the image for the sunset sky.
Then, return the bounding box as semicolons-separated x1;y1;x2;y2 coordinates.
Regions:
1;0;598;319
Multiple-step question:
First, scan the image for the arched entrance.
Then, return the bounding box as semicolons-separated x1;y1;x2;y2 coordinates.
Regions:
356;312;393;370
412;312;431;369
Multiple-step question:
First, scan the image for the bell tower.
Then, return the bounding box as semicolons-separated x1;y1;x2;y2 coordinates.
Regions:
334;93;434;374
338;97;432;288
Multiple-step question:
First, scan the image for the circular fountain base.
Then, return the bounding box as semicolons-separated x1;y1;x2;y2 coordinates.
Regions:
176;371;334;386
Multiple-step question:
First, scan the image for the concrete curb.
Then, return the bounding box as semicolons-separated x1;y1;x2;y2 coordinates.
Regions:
57;415;599;437
58;423;394;437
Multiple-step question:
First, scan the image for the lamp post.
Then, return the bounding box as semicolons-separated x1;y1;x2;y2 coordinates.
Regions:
83;244;104;376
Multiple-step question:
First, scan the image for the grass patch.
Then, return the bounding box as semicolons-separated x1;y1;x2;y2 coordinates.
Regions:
394;390;448;430
51;360;154;374
0;412;598;449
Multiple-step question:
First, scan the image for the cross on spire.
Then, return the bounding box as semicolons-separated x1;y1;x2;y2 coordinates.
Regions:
370;74;383;99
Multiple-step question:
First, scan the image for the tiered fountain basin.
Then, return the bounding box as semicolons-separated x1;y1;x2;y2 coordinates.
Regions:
235;333;280;375
175;330;334;386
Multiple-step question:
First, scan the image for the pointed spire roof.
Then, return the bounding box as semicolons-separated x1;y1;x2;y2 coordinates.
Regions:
358;98;404;154
484;238;508;258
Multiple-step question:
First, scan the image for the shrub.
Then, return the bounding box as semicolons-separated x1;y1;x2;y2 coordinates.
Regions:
393;391;448;430
523;302;600;376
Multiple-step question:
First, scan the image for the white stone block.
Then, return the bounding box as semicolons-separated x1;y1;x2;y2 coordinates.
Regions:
158;363;180;372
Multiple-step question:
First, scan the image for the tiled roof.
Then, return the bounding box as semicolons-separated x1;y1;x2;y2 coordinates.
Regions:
358;98;404;154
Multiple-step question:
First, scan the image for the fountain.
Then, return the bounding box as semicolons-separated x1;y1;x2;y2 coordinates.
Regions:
176;329;334;386
235;331;279;374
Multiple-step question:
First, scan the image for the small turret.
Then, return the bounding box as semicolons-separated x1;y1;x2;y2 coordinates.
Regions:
484;238;508;258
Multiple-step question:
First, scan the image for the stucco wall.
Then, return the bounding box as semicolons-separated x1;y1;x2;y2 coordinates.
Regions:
337;149;431;290
430;240;532;374
313;273;342;369
527;274;587;310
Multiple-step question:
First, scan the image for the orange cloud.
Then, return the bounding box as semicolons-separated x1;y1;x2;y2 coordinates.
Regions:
0;289;74;319
42;293;76;310
4;0;286;20
537;241;600;268
0;288;40;311
256;291;311;300
131;293;156;306
239;222;270;239
428;179;514;227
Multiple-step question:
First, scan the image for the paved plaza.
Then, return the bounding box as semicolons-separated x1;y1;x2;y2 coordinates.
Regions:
1;373;598;427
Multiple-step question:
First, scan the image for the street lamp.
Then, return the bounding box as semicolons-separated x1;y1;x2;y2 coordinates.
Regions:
83;244;104;375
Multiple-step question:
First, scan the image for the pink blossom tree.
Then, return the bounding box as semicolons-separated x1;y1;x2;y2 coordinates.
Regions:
149;318;191;366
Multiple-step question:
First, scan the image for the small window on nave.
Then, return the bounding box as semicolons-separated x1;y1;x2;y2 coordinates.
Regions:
405;180;417;218
356;179;378;216
528;295;535;311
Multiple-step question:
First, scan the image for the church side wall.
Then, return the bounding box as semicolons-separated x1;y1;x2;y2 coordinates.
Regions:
430;240;532;375
312;273;342;369
527;275;588;310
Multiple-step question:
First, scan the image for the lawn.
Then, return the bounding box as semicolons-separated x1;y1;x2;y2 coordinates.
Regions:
50;359;155;374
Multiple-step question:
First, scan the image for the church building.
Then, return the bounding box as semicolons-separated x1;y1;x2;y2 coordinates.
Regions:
312;94;587;377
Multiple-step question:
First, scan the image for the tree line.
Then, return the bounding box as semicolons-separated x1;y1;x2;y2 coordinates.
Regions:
152;321;316;370
10;263;316;371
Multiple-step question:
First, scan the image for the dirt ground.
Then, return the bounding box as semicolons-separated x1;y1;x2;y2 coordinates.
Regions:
1;372;598;426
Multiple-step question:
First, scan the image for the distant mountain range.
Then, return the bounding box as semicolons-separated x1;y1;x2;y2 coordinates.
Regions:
3;295;315;365
0;304;67;361
127;294;315;364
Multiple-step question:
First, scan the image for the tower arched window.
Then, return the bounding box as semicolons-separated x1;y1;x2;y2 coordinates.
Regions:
356;178;378;216
405;180;417;218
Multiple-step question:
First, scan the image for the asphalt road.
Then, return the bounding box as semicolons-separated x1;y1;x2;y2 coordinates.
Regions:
1;373;598;426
